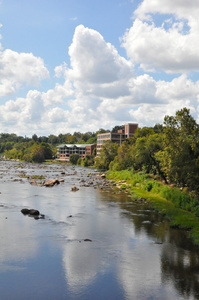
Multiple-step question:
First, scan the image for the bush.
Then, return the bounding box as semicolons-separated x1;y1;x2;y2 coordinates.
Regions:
69;154;80;165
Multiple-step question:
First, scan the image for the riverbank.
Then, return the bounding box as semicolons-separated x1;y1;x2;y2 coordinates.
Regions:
107;169;199;246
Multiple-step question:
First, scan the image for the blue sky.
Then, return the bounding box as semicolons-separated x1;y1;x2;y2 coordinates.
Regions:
0;0;199;136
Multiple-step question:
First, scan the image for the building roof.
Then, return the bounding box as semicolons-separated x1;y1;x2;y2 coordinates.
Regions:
57;144;95;149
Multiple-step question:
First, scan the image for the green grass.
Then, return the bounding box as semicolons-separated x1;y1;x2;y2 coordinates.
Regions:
31;175;45;179
107;169;199;245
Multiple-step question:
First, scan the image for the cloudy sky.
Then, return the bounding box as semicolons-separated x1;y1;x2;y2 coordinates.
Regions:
0;0;199;136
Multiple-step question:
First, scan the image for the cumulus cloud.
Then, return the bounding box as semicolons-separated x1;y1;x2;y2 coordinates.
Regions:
68;25;134;84
134;0;199;21
122;0;199;73
0;49;49;97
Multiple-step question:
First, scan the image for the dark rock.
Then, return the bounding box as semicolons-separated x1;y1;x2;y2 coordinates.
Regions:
21;208;40;216
21;208;31;215
29;209;40;216
21;208;45;220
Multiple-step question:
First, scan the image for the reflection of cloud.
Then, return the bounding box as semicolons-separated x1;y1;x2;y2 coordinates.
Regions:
118;240;163;299
0;211;38;266
62;243;98;289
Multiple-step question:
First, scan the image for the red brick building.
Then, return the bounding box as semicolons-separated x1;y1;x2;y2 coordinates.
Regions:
97;123;138;156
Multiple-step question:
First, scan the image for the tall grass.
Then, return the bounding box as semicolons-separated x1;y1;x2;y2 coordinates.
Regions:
107;169;199;217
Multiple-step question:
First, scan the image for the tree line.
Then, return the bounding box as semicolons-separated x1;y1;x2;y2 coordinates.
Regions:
96;108;199;194
1;107;199;194
0;129;109;163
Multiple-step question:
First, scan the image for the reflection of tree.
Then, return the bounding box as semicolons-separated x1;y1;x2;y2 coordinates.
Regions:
161;245;199;299
98;189;199;298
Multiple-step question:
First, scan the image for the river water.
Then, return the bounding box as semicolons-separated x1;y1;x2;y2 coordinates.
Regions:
0;161;199;300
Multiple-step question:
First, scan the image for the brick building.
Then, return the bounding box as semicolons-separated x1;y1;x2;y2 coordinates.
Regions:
97;123;138;156
57;144;96;161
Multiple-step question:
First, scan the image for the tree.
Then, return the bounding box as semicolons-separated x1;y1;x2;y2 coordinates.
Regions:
41;142;53;159
132;133;167;181
32;134;38;142
69;154;80;165
110;141;133;171
112;125;124;133
96;128;110;135
95;141;119;170
30;144;45;163
160;108;199;190
48;135;59;145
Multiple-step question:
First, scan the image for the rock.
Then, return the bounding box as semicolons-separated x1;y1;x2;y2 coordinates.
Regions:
44;178;60;187
21;208;40;216
71;186;79;192
101;173;106;179
21;208;45;219
137;197;146;203
29;209;40;216
59;178;65;182
21;208;31;215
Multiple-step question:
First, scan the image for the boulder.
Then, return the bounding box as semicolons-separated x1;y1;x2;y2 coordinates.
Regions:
44;178;60;187
21;208;45;219
21;208;40;216
71;186;79;192
59;178;65;182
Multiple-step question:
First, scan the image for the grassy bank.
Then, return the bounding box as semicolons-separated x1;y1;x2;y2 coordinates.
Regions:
107;169;199;245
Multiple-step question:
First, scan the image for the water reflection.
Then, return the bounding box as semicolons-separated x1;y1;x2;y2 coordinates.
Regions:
0;161;199;299
161;245;199;299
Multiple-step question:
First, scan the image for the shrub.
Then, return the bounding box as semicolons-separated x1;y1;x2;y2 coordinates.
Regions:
69;154;80;165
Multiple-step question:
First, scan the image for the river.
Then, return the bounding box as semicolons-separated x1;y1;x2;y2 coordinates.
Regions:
0;161;199;300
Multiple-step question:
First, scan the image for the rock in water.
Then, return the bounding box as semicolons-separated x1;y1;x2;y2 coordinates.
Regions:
71;186;79;192
21;208;40;216
44;179;60;187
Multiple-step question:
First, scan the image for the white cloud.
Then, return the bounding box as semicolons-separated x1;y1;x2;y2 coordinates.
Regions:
134;0;199;21
122;0;199;73
68;25;134;84
0;49;49;97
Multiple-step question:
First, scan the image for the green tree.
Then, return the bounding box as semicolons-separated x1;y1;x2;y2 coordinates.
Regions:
112;125;124;133
95;141;119;170
41;142;53;159
132;133;166;181
30;144;45;163
160;108;199;190
32;134;38;142
69;153;80;165
110;141;133;171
